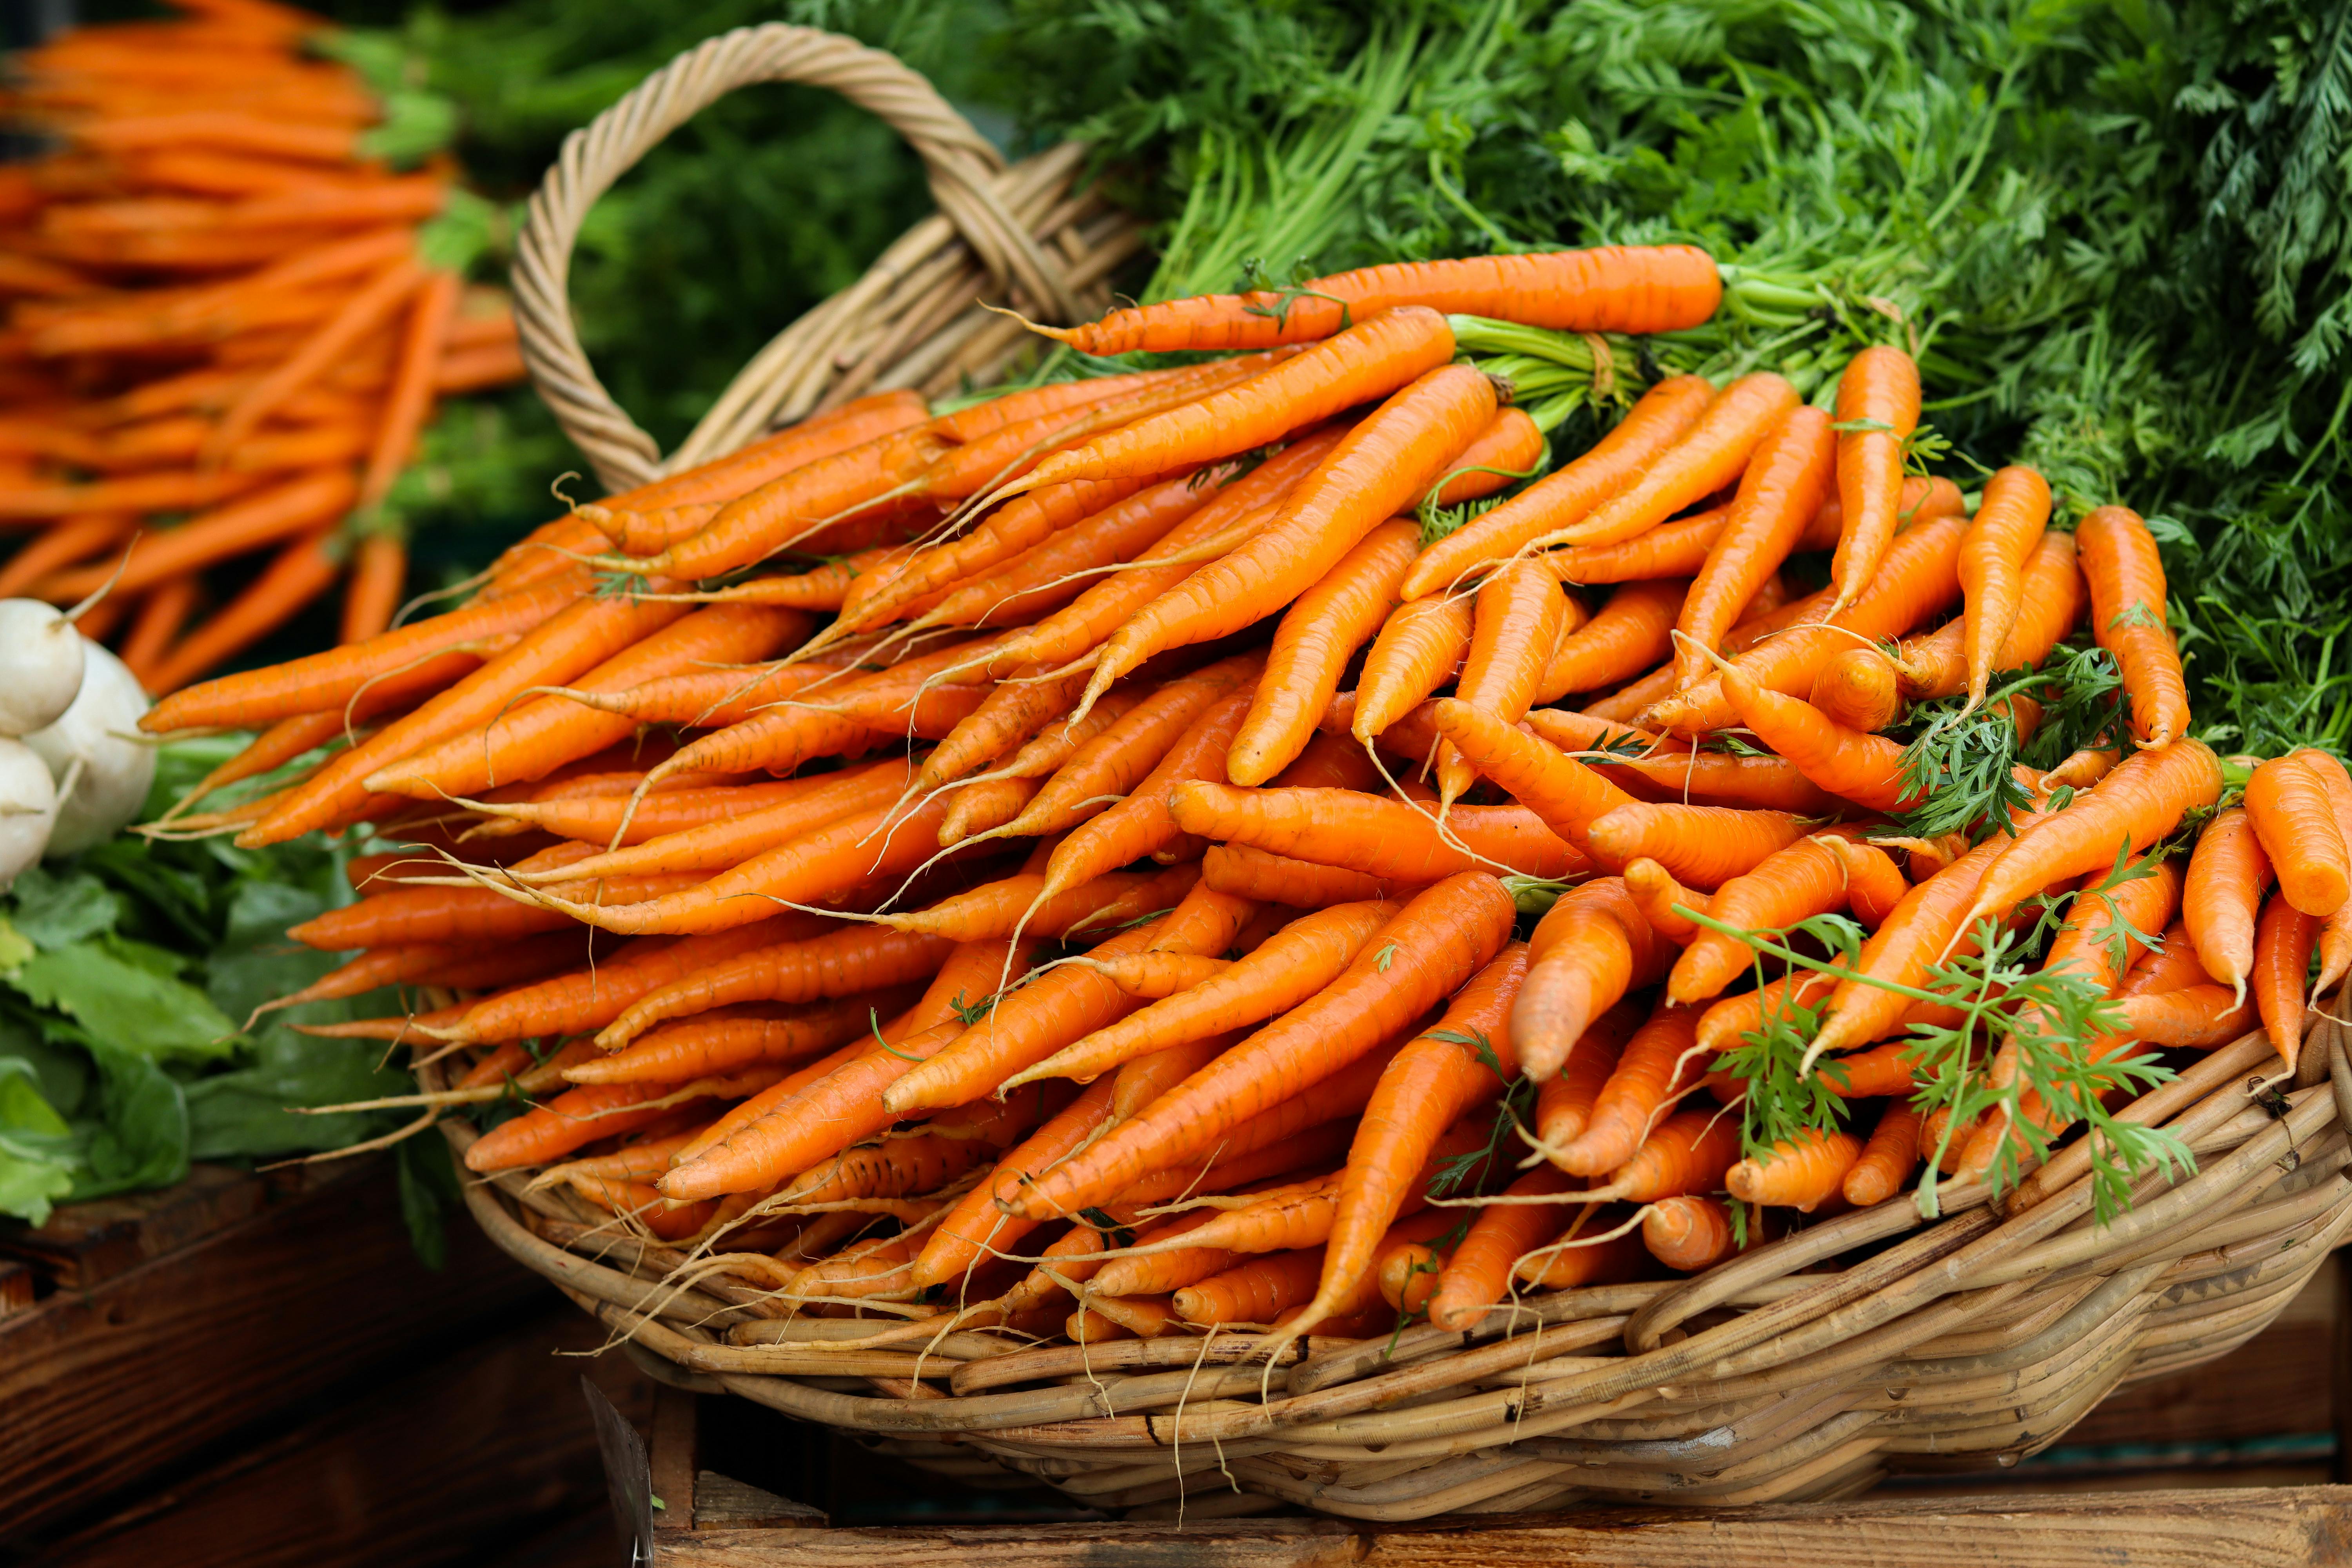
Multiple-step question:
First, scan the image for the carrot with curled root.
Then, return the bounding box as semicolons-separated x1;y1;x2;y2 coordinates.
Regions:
1808;648;1901;733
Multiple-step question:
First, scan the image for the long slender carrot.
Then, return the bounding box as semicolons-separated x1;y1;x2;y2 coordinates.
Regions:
1201;846;1402;907
593;926;959;1050
1541;374;1799;549
1423;1165;1578;1329
2186;805;2274;1004
1033;689;1256;904
40;466;356;601
1403;375;1716;597
2254;893;2321;1070
2077;505;2189;749
1522;710;1842;816
1955;466;2053;711
1170;783;1584;884
1958;742;2224;933
1010;874;1514;1220
357;266;458;510
1718;667;1916;813
1352;594;1475;744
1824;346;1922;617
464;1078;757;1174
882;864;1198;943
1035;248;1722;355
1673;404;1837;688
1078;363;1496;713
565;995;909;1085
1434;558;1572;806
1425;698;1638;854
209;252;424;457
1229;520;1420;785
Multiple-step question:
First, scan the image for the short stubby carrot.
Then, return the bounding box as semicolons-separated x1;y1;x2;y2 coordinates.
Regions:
1035;247;1722;355
1229;519;1422;787
1080;363;1496;711
1726;1127;1863;1210
1425;406;1545;509
1402;374;1715;598
2112;986;2257;1048
1515;877;1670;1082
1014;306;1455;495
1843;1102;1926;1206
1437;557;1571;805
1825;345;1921;617
1672;403;1837;689
2077;505;2189;748
2185;806;2274;1005
1586;802;1806;890
1624;859;1708;945
1009;873;1515;1220
1955;465;2053;711
2243;751;2348;918
1958;741;2225;934
1545;373;1799;549
1170;782;1586;884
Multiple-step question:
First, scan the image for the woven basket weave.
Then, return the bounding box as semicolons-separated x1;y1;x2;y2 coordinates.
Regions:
508;23;1142;495
475;26;2352;1523
435;1011;2352;1521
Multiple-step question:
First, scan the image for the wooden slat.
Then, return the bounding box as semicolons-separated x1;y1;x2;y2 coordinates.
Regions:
0;1163;275;1288
0;1156;545;1540
654;1486;2352;1567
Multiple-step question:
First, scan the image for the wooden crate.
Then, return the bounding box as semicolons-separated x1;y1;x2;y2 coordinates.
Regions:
599;1250;2352;1566
0;1158;658;1567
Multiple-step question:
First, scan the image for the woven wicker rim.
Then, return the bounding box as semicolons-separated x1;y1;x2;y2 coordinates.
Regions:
433;1002;2352;1521
508;22;1140;493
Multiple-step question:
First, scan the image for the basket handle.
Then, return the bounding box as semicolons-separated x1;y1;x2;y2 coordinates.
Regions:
511;24;1088;494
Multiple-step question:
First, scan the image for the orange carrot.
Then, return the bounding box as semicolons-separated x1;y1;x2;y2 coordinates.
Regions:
2254;893;2321;1070
1824;345;1921;617
1425;698;1638;853
1228;519;1419;785
2077;505;2189;748
1514;1211;1650;1289
1586;801;1806;889
1425;1165;1576;1328
1955;466;2053;711
1672;404;1837;689
2243;751;2348;918
1352;593;1475;745
1169;783;1586;884
1011;875;1514;1219
1531;579;1683;704
1819;834;1909;931
914;1077;1118;1290
1718;666;1916;813
1515;877;1671;1082
1079;363;1496;710
1203;845;1403;907
1544;374;1799;549
1434;558;1572;805
1807;648;1901;734
1550;1000;1706;1176
1032;689;1256;904
1669;833;1859;1004
1842;1102;1925;1205
565;995;909;1085
1534;998;1643;1152
1643;1196;1775;1271
593;926;957;1050
2185;805;2274;1003
1624;858;1709;945
2111;985;2257;1048
1726;1127;1862;1209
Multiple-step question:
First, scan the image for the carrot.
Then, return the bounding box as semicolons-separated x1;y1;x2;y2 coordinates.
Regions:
365;604;803;800
2076;505;2189;748
1012;307;1455;506
285;871;699;951
1824;346;1922;617
1352;594;1475;745
1548;1000;1706;1176
882;916;1192;1114
1425;698;1638;853
1717;666;1916;813
1033;690;1255;904
2254;893;2321;1069
1402;376;1717;598
1952;466;2055;712
1673;405;1837;688
1037;247;1722;356
331;531;403;646
2111;986;2257;1049
1426;405;1545;510
148;532;339;697
477;776;851;850
1203;846;1401;907
249;929;585;1023
1429;559;1573;805
1078;953;1235;1001
37;466;356;602
207;252;424;457
1146;1125;1482;1262
593;926;957;1050
2243;751;2348;918
1532;998;1643;1153
1957;741;2225;934
914;1077;1117;1290
1170;783;1586;884
1530;579;1683;704
975;427;1348;678
1645;513;1967;735
1078;363;1496;713
1624;858;1709;945
2184;806;2274;1004
565;996;908;1085
1295;943;1529;1330
1010;874;1514;1220
1667;833;1859;1005
1839;1101;1926;1207
1818;834;1909;931
1725;1127;1862;1210
466;1078;744;1174
940;777;1038;848
1586;801;1806;890
1007;903;1395;1092
2298;752;2352;1001
1228;519;1419;785
141;572;584;735
1643;1196;1775;1272
1697;971;1838;1062
885;865;1200;946
233;587;688;844
1543;373;1799;549
502;759;916;883
1418;1165;1574;1329
120;576;200;690
1515;877;1671;1082
357;266;458;510
1806;648;1900;735
1520;708;1841;816
1515;1210;1650;1289
706;547;895;612
987;654;1262;842
1586;1107;1744;1204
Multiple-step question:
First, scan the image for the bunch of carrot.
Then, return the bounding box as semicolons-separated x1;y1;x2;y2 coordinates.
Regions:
0;0;526;693
138;244;2293;1357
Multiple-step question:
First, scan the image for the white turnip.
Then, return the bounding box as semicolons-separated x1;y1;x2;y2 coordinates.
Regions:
26;642;154;857
0;599;86;738
0;737;56;889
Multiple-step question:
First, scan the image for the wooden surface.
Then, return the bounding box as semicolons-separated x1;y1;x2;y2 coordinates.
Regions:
652;1488;2352;1567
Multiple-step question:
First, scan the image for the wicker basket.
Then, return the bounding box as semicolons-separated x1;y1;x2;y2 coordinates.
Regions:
508;22;1142;495
470;25;2352;1523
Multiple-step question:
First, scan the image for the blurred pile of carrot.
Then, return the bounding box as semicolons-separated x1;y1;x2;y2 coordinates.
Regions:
0;0;526;695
